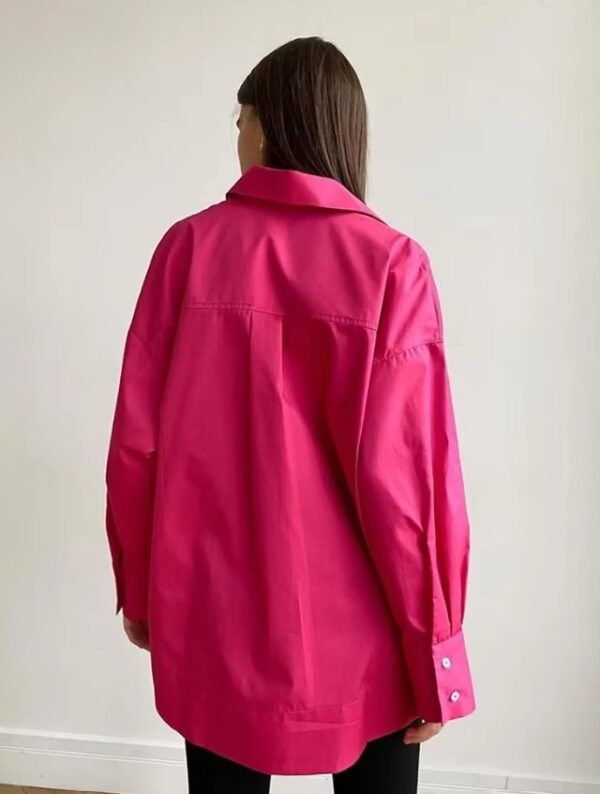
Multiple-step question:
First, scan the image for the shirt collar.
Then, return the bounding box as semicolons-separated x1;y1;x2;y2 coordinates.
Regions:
226;165;383;223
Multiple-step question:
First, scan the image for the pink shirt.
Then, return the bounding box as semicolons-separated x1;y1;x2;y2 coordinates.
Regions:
106;165;475;774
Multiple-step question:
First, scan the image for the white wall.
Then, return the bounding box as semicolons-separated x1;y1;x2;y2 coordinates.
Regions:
1;0;599;790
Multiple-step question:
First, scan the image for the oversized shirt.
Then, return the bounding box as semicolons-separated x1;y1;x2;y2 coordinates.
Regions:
106;165;475;775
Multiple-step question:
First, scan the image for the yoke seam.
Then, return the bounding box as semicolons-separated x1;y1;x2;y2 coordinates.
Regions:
185;301;377;330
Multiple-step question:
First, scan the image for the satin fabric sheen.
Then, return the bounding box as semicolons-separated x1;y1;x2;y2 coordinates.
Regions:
106;166;475;774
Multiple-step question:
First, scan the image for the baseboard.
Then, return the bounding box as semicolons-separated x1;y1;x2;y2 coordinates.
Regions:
0;728;598;794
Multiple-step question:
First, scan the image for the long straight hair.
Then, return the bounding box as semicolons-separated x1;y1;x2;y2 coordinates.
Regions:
237;37;368;201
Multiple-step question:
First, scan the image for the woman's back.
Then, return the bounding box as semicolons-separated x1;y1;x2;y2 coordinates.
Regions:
106;165;473;774
105;36;474;780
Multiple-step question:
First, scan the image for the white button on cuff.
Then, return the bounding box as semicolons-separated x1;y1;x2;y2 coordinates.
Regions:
441;657;452;669
450;690;460;703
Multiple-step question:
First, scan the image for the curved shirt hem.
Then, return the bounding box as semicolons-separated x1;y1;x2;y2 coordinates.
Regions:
155;676;418;775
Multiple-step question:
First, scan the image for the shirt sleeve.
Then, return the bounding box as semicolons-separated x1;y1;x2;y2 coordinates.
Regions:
356;236;475;724
105;219;192;622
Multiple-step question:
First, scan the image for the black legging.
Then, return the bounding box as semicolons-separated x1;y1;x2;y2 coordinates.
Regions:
186;727;420;793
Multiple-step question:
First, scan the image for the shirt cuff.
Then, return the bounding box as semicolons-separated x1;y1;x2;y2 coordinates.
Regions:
121;556;150;622
403;628;475;724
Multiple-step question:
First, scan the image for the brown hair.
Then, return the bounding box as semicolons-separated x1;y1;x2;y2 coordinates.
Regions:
237;37;368;201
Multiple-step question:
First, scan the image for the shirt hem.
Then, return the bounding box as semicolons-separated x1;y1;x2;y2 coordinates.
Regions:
154;675;417;775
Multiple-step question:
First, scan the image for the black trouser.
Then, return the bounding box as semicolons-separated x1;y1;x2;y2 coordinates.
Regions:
186;728;420;793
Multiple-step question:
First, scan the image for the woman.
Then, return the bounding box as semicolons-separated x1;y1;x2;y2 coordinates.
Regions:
106;36;475;793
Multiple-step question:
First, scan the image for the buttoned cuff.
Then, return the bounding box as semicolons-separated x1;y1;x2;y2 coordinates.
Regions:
403;628;475;724
121;556;150;623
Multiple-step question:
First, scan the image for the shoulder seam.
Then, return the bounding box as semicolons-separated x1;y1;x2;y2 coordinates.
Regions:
129;325;155;360
373;338;444;365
